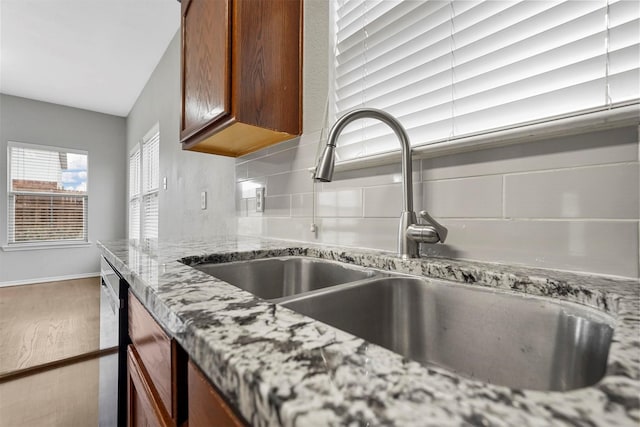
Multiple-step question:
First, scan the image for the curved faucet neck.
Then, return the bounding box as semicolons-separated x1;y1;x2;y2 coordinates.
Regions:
326;108;413;213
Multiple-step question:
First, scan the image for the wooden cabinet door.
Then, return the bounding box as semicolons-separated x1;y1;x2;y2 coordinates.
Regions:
180;0;231;140
180;0;302;157
233;0;302;135
188;360;246;427
129;292;175;419
127;346;174;427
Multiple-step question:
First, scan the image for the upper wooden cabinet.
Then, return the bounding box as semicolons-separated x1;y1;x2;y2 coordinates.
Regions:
180;0;303;157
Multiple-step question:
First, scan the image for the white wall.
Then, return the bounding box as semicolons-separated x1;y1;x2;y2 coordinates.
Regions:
235;1;640;279
0;94;127;285
126;33;236;241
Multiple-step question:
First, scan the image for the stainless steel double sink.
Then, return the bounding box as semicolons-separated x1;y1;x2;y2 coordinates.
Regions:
188;256;615;392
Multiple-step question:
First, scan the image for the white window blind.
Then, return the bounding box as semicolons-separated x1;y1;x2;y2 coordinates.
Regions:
7;143;88;244
142;132;159;194
128;126;160;250
332;0;640;161
129;148;141;243
141;130;159;250
143;193;159;245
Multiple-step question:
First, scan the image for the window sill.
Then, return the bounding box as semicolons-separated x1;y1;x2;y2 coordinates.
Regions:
310;103;640;174
1;242;93;252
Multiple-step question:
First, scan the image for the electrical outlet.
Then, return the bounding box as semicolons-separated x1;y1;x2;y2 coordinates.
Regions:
163;177;167;190
200;191;207;210
256;187;265;212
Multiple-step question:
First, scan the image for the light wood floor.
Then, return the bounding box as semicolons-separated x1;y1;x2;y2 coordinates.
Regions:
0;277;101;376
0;277;114;426
0;354;115;427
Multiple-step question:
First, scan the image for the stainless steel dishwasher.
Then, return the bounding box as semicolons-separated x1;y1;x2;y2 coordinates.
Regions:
99;256;128;427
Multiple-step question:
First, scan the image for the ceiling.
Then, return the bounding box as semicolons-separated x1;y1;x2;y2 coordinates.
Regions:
0;0;180;117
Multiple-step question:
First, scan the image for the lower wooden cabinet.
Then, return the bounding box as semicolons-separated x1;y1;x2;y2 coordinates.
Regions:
188;360;246;427
127;345;174;427
127;291;245;427
127;291;187;427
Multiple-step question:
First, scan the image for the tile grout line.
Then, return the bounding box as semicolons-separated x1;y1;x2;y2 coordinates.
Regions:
421;160;638;182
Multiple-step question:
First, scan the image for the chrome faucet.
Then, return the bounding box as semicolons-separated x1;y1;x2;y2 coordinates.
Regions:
314;108;447;259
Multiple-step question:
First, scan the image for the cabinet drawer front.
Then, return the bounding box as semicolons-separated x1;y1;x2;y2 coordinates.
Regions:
128;292;174;419
127;346;173;427
188;360;246;427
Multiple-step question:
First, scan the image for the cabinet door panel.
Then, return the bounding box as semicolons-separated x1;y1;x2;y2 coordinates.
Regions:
128;292;174;418
233;0;302;134
181;0;231;138
127;346;173;427
188;360;246;427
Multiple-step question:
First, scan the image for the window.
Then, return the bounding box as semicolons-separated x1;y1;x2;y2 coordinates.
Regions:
129;125;159;250
7;142;88;245
129;147;141;244
331;0;640;162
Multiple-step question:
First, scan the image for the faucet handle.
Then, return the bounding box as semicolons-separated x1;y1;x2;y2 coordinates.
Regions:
419;210;448;243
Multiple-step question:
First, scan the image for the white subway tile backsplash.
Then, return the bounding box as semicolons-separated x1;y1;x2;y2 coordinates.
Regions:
265;217;319;242
236;147;268;163
235;124;640;278
246;142;317;179
363;183;423;217
423;176;503;218
264;195;291;217
316;218;399;252
236;163;248;181
317;189;363;217
247;198;259;217
421;219;639;278
421;126;638;180
505;164;639;219
246;152;295;178
236;197;247;217
238;217;317;242
267;170;313;195
290;130;324;148
237;178;266;198
266;136;303;154
291;193;314;217
321;160;421;190
237;216;264;236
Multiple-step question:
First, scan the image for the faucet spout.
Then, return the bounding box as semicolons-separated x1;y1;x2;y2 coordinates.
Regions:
314;108;447;258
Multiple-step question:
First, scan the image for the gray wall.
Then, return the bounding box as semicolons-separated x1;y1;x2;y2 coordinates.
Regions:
235;0;640;279
0;94;126;284
126;33;236;241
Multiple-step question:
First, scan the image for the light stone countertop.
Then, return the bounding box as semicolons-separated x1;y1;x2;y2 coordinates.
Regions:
98;236;639;426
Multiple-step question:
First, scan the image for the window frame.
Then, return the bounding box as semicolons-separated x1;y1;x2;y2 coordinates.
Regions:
4;141;90;250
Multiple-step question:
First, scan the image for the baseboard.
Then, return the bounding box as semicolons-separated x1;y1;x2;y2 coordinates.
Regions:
0;272;101;288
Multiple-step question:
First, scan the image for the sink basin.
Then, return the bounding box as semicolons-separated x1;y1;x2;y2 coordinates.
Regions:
189;256;383;300
281;277;615;391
